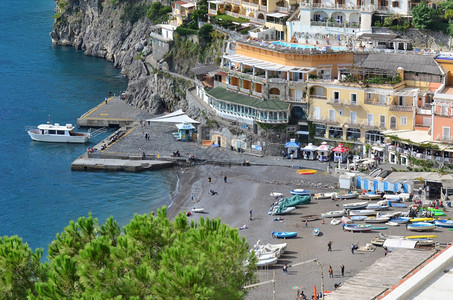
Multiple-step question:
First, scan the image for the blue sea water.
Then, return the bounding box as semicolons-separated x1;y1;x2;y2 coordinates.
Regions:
0;0;176;252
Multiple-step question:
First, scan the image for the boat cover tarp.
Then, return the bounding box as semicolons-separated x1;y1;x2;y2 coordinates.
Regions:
279;194;311;209
383;239;417;249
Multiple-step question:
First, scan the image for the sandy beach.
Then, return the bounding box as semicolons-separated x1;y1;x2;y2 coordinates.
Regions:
166;163;453;299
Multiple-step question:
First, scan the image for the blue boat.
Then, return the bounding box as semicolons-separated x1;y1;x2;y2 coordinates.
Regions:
351;216;367;221
407;222;435;232
388;202;406;208
434;220;453;228
312;228;320;236
290;189;311;195
272;231;298;239
390;217;410;224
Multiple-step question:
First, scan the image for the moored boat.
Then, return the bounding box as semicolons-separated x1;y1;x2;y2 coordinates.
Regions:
359;193;382;200
321;210;346;218
407;222;436;232
434;220;453;228
314;192;337;199
27;122;90;143
191;208;205;213
256;257;278;267
253;240;287;253
343;201;369;210
385;221;399;226
270;192;283;198
341;216;352;224
390;217;410;224
349;209;376;216
338;191;358;199
268;206;296;215
290;189;310;195
366;204;389;211
271;231;298;239
350;215;367;221
410;218;434;223
405;234;438;239
365;216;390;223
343;224;372;232
330;219;341;225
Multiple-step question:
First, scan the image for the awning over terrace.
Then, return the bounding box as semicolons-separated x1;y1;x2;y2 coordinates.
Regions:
224;54;316;73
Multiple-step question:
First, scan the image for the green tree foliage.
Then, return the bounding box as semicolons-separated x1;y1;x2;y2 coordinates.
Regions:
192;0;209;22
121;3;147;24
146;2;172;24
412;1;435;29
0;236;43;299
1;207;255;298
198;23;214;43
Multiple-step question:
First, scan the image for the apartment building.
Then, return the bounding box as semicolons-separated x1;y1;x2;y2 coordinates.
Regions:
308;53;443;149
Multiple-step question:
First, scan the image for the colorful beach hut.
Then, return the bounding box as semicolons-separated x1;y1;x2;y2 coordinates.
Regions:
316;141;331;162
176;122;196;142
285;139;301;158
302;143;317;160
332;143;349;163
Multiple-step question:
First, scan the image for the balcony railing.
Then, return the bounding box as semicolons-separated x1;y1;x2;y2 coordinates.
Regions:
436;134;453;144
344;118;361;127
233;0;241;4
300;3;376;12
327;99;343;105
240;87;250;94
260;5;267;10
389;105;413;112
288;97;307;103
310;95;327;100
227;84;239;90
268;77;287;83
276;6;289;12
252;91;262;97
362;121;378;129
364;100;386;106
243;1;258;8
208;9;217;15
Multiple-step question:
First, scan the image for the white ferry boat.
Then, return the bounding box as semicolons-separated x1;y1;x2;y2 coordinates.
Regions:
27;123;90;143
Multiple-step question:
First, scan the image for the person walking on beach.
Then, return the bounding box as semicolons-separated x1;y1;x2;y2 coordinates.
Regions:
208;177;211;183
305;220;308;227
328;265;333;278
283;263;288;275
249;210;253;221
351;244;355;254
224;175;227;183
327;241;332;252
340;265;344;277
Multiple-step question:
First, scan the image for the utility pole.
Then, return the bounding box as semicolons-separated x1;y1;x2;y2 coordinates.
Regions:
315;260;325;299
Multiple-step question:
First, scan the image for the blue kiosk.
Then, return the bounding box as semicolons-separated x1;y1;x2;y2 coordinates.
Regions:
176;122;196;142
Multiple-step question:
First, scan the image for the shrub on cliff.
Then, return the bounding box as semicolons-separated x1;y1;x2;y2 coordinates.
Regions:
1;207;256;298
198;23;214;43
121;3;147;24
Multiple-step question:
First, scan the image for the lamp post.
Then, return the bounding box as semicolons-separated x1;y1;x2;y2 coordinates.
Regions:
315;259;325;299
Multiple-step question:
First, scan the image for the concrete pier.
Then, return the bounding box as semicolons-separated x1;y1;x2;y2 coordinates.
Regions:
77;96;150;128
71;155;173;172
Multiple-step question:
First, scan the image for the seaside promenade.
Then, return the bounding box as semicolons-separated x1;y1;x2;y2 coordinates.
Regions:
73;97;452;299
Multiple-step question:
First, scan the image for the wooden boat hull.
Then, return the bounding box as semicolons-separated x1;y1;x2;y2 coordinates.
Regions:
321;210;346;218
191;208;205;213
359;194;382;200
365;217;390;223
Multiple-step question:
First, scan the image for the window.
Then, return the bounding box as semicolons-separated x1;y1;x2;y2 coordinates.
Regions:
367;113;374;126
398;96;404;106
442;106;448;116
329;109;335;121
48;130;56;135
57;130;65;135
443;127;451;139
338;110;343;116
400;117;407;126
314;107;321;119
333;91;340;102
390;116;397;129
379;95;386;105
350;111;357;124
380;115;386;128
351;93;357;105
392;1;399;7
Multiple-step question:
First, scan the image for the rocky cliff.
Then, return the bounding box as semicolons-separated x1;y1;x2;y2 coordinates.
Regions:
51;0;222;115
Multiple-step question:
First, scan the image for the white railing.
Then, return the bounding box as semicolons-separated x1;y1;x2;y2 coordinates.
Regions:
240;87;250;94
252;91;262;97
233;0;241;4
268;77;287;83
208;9;217;15
276;6;289;12
288;97;306;103
436;134;453;143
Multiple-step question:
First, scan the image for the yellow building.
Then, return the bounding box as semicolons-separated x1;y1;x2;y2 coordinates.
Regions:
308;53;443;145
172;1;196;26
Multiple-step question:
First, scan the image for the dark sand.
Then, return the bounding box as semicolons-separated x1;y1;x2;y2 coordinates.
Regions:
167;164;453;299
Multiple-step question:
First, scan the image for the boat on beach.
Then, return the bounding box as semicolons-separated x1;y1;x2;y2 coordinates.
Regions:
330;219;341;225
359;193;382;200
321;210;346;218
314;192;337;199
365;216;390;223
271;231;297;239
341;216;352;224
312;228;320;236
434;220;453;228
407;222;436;232
385;221;400;226
351;216;367;221
27;122;90;143
270;192;283;198
366;204;389;211
343;224;372;232
268;206;296;215
338;191;358;199
410;218;434;223
290;189;311;195
252;240;287;253
348;209;376;216
389;217;410;224
405;234;438;239
191;208;205;213
256;257;278;267
343;201;369;210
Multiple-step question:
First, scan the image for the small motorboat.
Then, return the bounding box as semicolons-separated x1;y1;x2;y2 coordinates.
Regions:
321;210;346;218
366;204;389;211
371;227;388;230
299;215;321;222
290;189;311;195
370;236;386;246
191;208;205;213
312;228;320;236
314;192;337;200
341;216;352;224
389;203;406;208
254;251;280;260
330;219;341;225
253;240;287;253
410;218;434;223
364;216;390;223
390;217;410;224
271;231;298;239
338;191;358;199
407;222;436;232
343;224;372;232
349;210;376;216
350;216;367;221
359;193;382;200
256;257;278;267
26;122;91;143
434;220;453;228
343;201;369;210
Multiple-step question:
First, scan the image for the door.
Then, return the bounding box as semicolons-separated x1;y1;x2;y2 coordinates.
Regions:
350;111;357;124
367;113;374;126
329;109;335;121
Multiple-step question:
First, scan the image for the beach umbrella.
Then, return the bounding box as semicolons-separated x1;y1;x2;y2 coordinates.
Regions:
313;285;318;300
332;143;349;153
